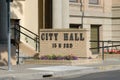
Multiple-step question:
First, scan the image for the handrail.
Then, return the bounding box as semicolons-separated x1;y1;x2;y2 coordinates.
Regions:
13;24;40;52
90;40;120;43
11;24;40;64
90;40;120;60
90;45;120;49
15;28;39;42
18;25;39;38
90;40;120;49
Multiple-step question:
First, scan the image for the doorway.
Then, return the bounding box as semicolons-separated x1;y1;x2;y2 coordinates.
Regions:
91;25;101;54
45;0;52;29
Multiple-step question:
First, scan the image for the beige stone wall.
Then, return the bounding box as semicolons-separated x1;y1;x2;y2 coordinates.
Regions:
24;0;39;35
10;0;120;59
69;0;112;16
104;0;112;13
11;0;25;26
40;29;92;58
0;44;16;66
11;0;39;34
112;0;120;5
112;0;120;41
23;0;39;49
11;0;40;49
69;0;112;41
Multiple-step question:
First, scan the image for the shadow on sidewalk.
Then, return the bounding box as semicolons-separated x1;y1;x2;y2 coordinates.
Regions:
0;67;7;70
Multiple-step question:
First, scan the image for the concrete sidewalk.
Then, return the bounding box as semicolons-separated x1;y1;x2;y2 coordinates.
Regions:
1;59;120;80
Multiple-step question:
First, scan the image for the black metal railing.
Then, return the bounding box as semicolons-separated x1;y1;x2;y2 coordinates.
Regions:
17;25;40;52
11;24;40;64
90;40;120;60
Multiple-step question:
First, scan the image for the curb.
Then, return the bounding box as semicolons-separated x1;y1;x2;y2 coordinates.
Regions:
53;67;97;77
1;64;120;80
97;65;120;71
0;72;54;80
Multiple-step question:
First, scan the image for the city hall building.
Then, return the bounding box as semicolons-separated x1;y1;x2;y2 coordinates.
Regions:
0;0;120;65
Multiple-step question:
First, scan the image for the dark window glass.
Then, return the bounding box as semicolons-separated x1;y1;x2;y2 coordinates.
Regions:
69;0;78;2
69;24;81;28
89;0;99;4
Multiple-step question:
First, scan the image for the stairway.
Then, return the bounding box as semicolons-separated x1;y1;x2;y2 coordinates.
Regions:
19;42;37;57
17;42;38;64
11;24;40;64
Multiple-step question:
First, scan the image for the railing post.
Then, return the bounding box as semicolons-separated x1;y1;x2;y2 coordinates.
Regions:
35;36;38;52
14;24;16;41
38;38;40;52
102;41;104;60
16;44;19;64
107;40;109;53
112;41;113;50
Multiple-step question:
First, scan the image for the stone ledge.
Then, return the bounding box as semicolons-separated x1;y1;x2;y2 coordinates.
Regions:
24;59;102;66
99;54;120;59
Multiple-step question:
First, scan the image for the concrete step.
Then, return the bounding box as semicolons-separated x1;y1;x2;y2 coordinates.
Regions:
19;42;37;57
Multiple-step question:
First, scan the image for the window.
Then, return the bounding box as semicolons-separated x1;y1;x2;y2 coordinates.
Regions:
70;24;81;28
89;0;99;5
69;0;78;3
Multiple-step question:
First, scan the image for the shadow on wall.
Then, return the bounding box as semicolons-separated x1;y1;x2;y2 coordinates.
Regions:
0;45;7;66
0;58;7;66
0;45;16;66
0;55;5;66
11;11;18;19
10;0;23;18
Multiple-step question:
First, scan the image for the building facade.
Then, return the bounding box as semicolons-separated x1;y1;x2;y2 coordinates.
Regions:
0;0;120;65
112;0;120;41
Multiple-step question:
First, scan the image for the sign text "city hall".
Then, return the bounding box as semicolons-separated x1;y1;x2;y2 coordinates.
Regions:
40;33;84;48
